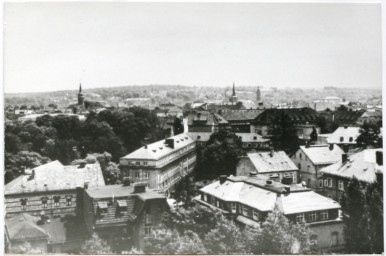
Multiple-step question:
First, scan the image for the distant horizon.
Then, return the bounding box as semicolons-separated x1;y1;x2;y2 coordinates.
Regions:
4;2;382;94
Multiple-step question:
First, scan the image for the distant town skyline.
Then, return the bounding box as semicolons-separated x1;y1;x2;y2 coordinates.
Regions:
4;2;382;93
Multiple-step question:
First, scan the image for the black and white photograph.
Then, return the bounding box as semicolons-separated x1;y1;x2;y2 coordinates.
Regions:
2;1;384;254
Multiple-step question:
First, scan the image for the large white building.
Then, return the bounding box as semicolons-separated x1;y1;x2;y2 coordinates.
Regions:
120;133;197;194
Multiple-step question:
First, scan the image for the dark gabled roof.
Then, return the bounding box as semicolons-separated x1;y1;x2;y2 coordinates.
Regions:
187;111;228;126
219;110;264;122
252;108;319;125
207;104;246;111
318;110;365;123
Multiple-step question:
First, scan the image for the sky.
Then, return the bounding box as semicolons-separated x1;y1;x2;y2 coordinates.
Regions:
3;2;382;93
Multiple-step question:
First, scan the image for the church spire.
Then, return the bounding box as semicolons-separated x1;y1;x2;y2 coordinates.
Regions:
79;83;82;93
232;82;236;96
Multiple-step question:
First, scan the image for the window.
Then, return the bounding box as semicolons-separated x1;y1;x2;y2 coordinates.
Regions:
41;197;48;208
324;179;329;187
136;161;140;166
203;194;207;202
144;161;148;166
143;171;149;179
216;200;220;208
66;195;72;206
319;179;323;188
53;196;60;207
308;211;317;222
299;153;302;159
242;205;248;216
135;171;140;178
296;213;304;223
340;137;344;142
349;137;353;142
231;202;237;213
211;197;216;205
328;178;332;188
20;198;28;210
144;226;152;236
253;210;259;221
320;211;329;221
298;163;301;170
97;201;108;218
307;165;311;171
338;180;344;191
145;214;151;224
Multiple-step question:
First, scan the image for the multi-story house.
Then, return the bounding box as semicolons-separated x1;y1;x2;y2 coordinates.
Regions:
218;109;264;133
187;110;229;133
235;133;271;150
5;160;105;219
250;108;320;140
195;175;344;251
325;126;360;149
291;144;344;190
120;133;196;194
319;149;383;202
79;181;169;252
237;151;298;184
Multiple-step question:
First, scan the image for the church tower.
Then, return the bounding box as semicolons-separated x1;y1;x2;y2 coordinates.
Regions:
256;86;261;102
230;83;238;105
78;83;85;106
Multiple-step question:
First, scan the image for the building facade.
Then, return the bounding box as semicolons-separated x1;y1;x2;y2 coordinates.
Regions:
291;144;344;190
120;133;197;194
195;175;344;251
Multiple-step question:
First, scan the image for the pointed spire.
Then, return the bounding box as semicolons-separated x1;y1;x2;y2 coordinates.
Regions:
79;83;82;93
232;82;236;96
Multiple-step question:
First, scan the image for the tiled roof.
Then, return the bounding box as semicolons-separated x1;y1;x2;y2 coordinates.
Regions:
277;191;341;215
187;132;212;142
319;149;383;183
299;144;344;165
247;151;298;173
219;110;264;121
253;108;319;125
187;111;229;126
200;175;337;215
5;161;105;195
5;213;49;241
121;133;195;160
327;127;360;144
236;133;270;143
319;110;364;123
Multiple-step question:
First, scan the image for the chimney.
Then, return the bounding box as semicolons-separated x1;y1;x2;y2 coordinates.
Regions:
165;138;175;149
266;180;273;185
284;186;290;193
84;182;89;190
376;151;383;166
269;150;274;157
305;143;310;148
134;183;147;193
344;125;348;129
79;162;86;168
249;171;257;177
341;153;348;163
329;144;334;151
123;177;131;186
144;144;147;149
219;175;227;184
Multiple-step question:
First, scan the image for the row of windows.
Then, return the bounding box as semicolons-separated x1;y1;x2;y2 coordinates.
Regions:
20;195;73;210
129;161;148;166
296;210;329;223
134;170;150;179
319;179;344;191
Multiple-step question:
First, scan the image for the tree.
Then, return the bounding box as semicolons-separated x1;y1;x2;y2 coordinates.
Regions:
81;233;112;254
173;117;184;135
253;210;311;254
8;241;44;254
4;133;23;154
196;130;242;179
270;112;301;154
356;122;382;148
172;176;196;207
341;173;383;253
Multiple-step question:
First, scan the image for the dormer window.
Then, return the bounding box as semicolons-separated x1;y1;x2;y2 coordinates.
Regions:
340;137;344;142
349;137;353;142
97;201;108;218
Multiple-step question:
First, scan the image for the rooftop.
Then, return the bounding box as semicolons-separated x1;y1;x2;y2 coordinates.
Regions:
253;108;319;125
121;133;195;160
327;126;360;144
247;151;298;173
299;144;344;165
5;161;105;195
320;149;383;183
236;133;270;143
219;110;264;121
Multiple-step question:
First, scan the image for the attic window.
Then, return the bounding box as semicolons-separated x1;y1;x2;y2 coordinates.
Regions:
176;140;179;143
349;137;353;142
197;136;201;139
117;200;128;208
185;137;188;139
20;198;28;210
152;149;157;152
159;147;163;150
340;137;344;142
253;136;257;140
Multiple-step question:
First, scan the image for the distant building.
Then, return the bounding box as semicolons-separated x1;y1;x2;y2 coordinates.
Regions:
187;132;212;146
78;84;85;106
196;175;344;251
319;149;383;201
219;109;264;133
79;182;169;251
120;133;196;194
357;110;382;125
18;113;86;123
229;83;238;105
235;133;271;150
291;145;344;190
251;108;320;140
187;110;229;133
237;151;298;184
5;161;105;219
318;110;364;127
